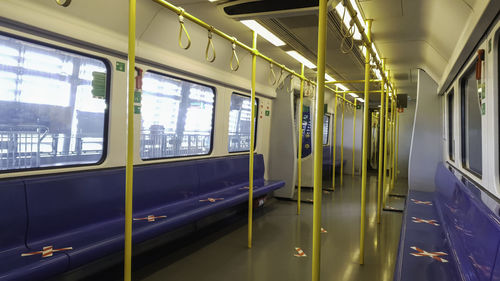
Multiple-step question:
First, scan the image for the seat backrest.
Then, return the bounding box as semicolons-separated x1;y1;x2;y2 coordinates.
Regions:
133;160;199;211
0;179;27;252
25;169;125;244
434;163;500;281
197;154;265;195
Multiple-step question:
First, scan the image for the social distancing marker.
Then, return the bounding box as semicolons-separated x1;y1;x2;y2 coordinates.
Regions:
239;186;249;190
412;217;439;226
21;246;73;258
199;198;224;203
133;215;167;222
321;227;328;233
294;247;307;257
410;246;448;263
411;199;433;206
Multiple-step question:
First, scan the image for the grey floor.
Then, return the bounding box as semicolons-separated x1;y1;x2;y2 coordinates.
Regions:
130;173;406;281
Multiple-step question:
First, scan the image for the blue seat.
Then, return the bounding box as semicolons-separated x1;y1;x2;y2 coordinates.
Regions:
0;154;284;280
0;180;70;281
394;163;500;281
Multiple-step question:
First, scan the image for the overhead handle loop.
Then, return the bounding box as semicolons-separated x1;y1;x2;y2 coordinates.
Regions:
178;8;191;50
230;38;240;71
205;26;216;63
286;74;294;94
277;68;285;89
268;63;277;85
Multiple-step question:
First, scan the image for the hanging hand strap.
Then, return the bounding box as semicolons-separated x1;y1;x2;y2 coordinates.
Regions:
230;38;240;71
205;26;216;62
178;8;191;50
268;63;277;85
277;68;285;89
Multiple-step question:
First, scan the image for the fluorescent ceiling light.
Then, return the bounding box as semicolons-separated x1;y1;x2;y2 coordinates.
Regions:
286;51;316;69
374;69;382;80
356;97;365;103
337;83;349;91
240;20;286;47
325;74;335;82
371;43;381;63
349;93;359;98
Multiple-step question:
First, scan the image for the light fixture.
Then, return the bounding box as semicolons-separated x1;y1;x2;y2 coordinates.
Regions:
325;74;335;82
286;51;316;69
356;97;365;103
240;20;286;47
349;93;359;98
374;69;382;80
337;83;349;91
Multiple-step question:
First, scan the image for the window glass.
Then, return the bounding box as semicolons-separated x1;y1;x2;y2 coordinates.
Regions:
323;115;330;145
448;90;454;161
140;71;215;159
228;93;258;152
0;34;108;171
461;67;482;175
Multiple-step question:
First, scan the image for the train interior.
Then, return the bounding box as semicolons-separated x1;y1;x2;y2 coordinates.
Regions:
0;0;500;280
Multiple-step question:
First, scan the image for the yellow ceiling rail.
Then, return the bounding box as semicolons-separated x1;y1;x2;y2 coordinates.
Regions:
326;79;381;84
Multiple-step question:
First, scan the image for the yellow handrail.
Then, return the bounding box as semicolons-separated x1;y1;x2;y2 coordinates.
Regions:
331;94;338;191
151;0;372;103
248;31;257;249
396;107;400;181
312;0;328;279
382;72;391;208
352;99;357;177
376;59;386;224
124;0;136;280
359;19;372;265
340;93;345;187
297;64;305;215
326;79;382;84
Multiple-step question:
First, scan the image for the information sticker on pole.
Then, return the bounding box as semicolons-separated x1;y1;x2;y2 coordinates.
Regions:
134;68;143;114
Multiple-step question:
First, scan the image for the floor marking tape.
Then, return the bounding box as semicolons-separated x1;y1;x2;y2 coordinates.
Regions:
410;246;448;263
410;199;433;205
199;198;224;203
133;215;167;222
21;246;73;258
294;247;307;257
411;217;439;226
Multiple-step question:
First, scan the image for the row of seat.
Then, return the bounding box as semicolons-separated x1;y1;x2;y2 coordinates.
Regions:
0;154;284;281
394;163;500;281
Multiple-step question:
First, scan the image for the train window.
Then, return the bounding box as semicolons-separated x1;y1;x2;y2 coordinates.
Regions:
140;71;215;159
323;115;330;145
228;93;258;153
0;34;108;171
461;65;482;176
447;90;454;161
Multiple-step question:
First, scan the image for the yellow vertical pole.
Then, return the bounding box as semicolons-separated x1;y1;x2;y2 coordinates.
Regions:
248;31;257;249
124;0;136;280
331;95;338;190
376;60;385;224
352;99;357;177
359;19;372;265
396;108;400;180
340;93;345;186
297;64;305;215
382;74;390;208
312;0;327;279
390;93;396;191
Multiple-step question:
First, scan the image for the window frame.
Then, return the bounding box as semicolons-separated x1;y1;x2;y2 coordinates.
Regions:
460;60;483;178
0;31;111;173
228;92;259;153
447;89;455;162
140;70;217;161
